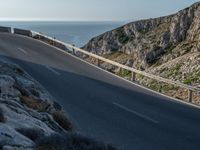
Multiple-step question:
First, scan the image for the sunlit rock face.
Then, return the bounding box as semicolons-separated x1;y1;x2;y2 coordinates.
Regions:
0;60;64;149
83;2;200;103
83;2;200;70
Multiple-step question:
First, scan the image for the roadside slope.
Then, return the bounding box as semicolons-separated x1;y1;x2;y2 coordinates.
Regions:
83;2;200;102
0;33;200;150
0;59;115;150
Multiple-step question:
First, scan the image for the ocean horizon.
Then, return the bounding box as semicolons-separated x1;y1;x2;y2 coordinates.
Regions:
0;21;124;47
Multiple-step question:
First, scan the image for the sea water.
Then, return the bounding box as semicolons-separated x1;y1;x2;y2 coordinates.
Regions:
0;21;123;47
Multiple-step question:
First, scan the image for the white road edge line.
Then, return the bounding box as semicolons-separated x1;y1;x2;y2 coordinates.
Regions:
113;102;159;124
45;66;60;75
17;47;27;54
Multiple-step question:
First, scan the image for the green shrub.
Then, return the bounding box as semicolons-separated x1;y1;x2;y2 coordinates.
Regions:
138;29;149;35
183;70;200;85
116;28;129;44
183;78;193;85
116;69;131;78
167;64;181;77
148;80;162;91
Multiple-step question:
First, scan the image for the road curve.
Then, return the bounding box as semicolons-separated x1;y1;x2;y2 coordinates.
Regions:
0;32;200;150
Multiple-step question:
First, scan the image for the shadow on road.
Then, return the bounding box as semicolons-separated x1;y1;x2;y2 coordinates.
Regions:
1;54;200;150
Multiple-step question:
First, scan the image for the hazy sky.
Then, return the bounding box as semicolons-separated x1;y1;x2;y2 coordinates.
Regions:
0;0;199;21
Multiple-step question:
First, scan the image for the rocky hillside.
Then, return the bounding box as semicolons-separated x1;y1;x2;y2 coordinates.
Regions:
0;60;116;150
83;2;200;103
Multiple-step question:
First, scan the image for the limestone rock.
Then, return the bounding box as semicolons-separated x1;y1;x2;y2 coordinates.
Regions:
83;2;200;70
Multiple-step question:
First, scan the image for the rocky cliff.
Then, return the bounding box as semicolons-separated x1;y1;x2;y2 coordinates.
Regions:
83;2;200;102
0;60;115;150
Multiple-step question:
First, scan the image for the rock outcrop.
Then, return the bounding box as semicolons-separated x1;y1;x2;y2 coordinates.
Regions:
0;60;116;150
83;2;200;103
83;2;200;70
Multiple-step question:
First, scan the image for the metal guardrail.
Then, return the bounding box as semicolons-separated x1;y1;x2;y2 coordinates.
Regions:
0;25;198;102
0;26;11;33
14;28;32;37
30;31;200;102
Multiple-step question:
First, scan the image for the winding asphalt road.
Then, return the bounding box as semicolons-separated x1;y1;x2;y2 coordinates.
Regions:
0;32;200;150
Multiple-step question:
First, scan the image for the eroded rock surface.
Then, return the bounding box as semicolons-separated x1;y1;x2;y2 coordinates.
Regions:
83;2;200;71
0;60;116;150
83;2;200;102
0;60;67;149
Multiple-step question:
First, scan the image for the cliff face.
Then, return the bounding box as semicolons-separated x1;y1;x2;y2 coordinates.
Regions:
83;2;200;71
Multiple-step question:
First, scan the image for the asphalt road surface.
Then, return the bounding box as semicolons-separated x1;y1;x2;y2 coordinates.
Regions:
0;32;200;150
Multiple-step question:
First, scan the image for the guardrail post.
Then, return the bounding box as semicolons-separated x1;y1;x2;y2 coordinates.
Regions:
131;72;136;81
53;37;56;46
72;45;75;55
97;59;100;67
72;49;75;54
188;89;193;103
158;82;162;93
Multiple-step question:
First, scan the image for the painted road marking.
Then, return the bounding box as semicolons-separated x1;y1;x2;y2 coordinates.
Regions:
113;102;159;124
17;48;27;54
45;66;60;75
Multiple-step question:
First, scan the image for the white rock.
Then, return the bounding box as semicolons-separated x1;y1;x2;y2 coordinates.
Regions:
0;124;34;148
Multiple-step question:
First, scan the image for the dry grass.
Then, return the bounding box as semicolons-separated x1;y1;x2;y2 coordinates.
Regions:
36;133;65;150
36;133;117;150
103;52;133;63
51;111;73;131
65;134;116;150
20;96;73;131
20;96;50;112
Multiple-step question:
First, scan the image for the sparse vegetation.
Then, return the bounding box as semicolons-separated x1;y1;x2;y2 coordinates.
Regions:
183;78;193;85
36;133;116;150
138;28;149;35
53;101;62;111
136;74;145;80
147;79;162;92
166;45;176;53
167;64;182;77
198;53;200;58
183;70;200;85
82;1;200;105
0;60;118;149
36;133;66;150
182;45;193;55
153;60;162;67
138;77;179;93
20;96;50;112
162;84;179;92
51;111;73;131
116;69;131;79
65;134;116;150
116;28;129;44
